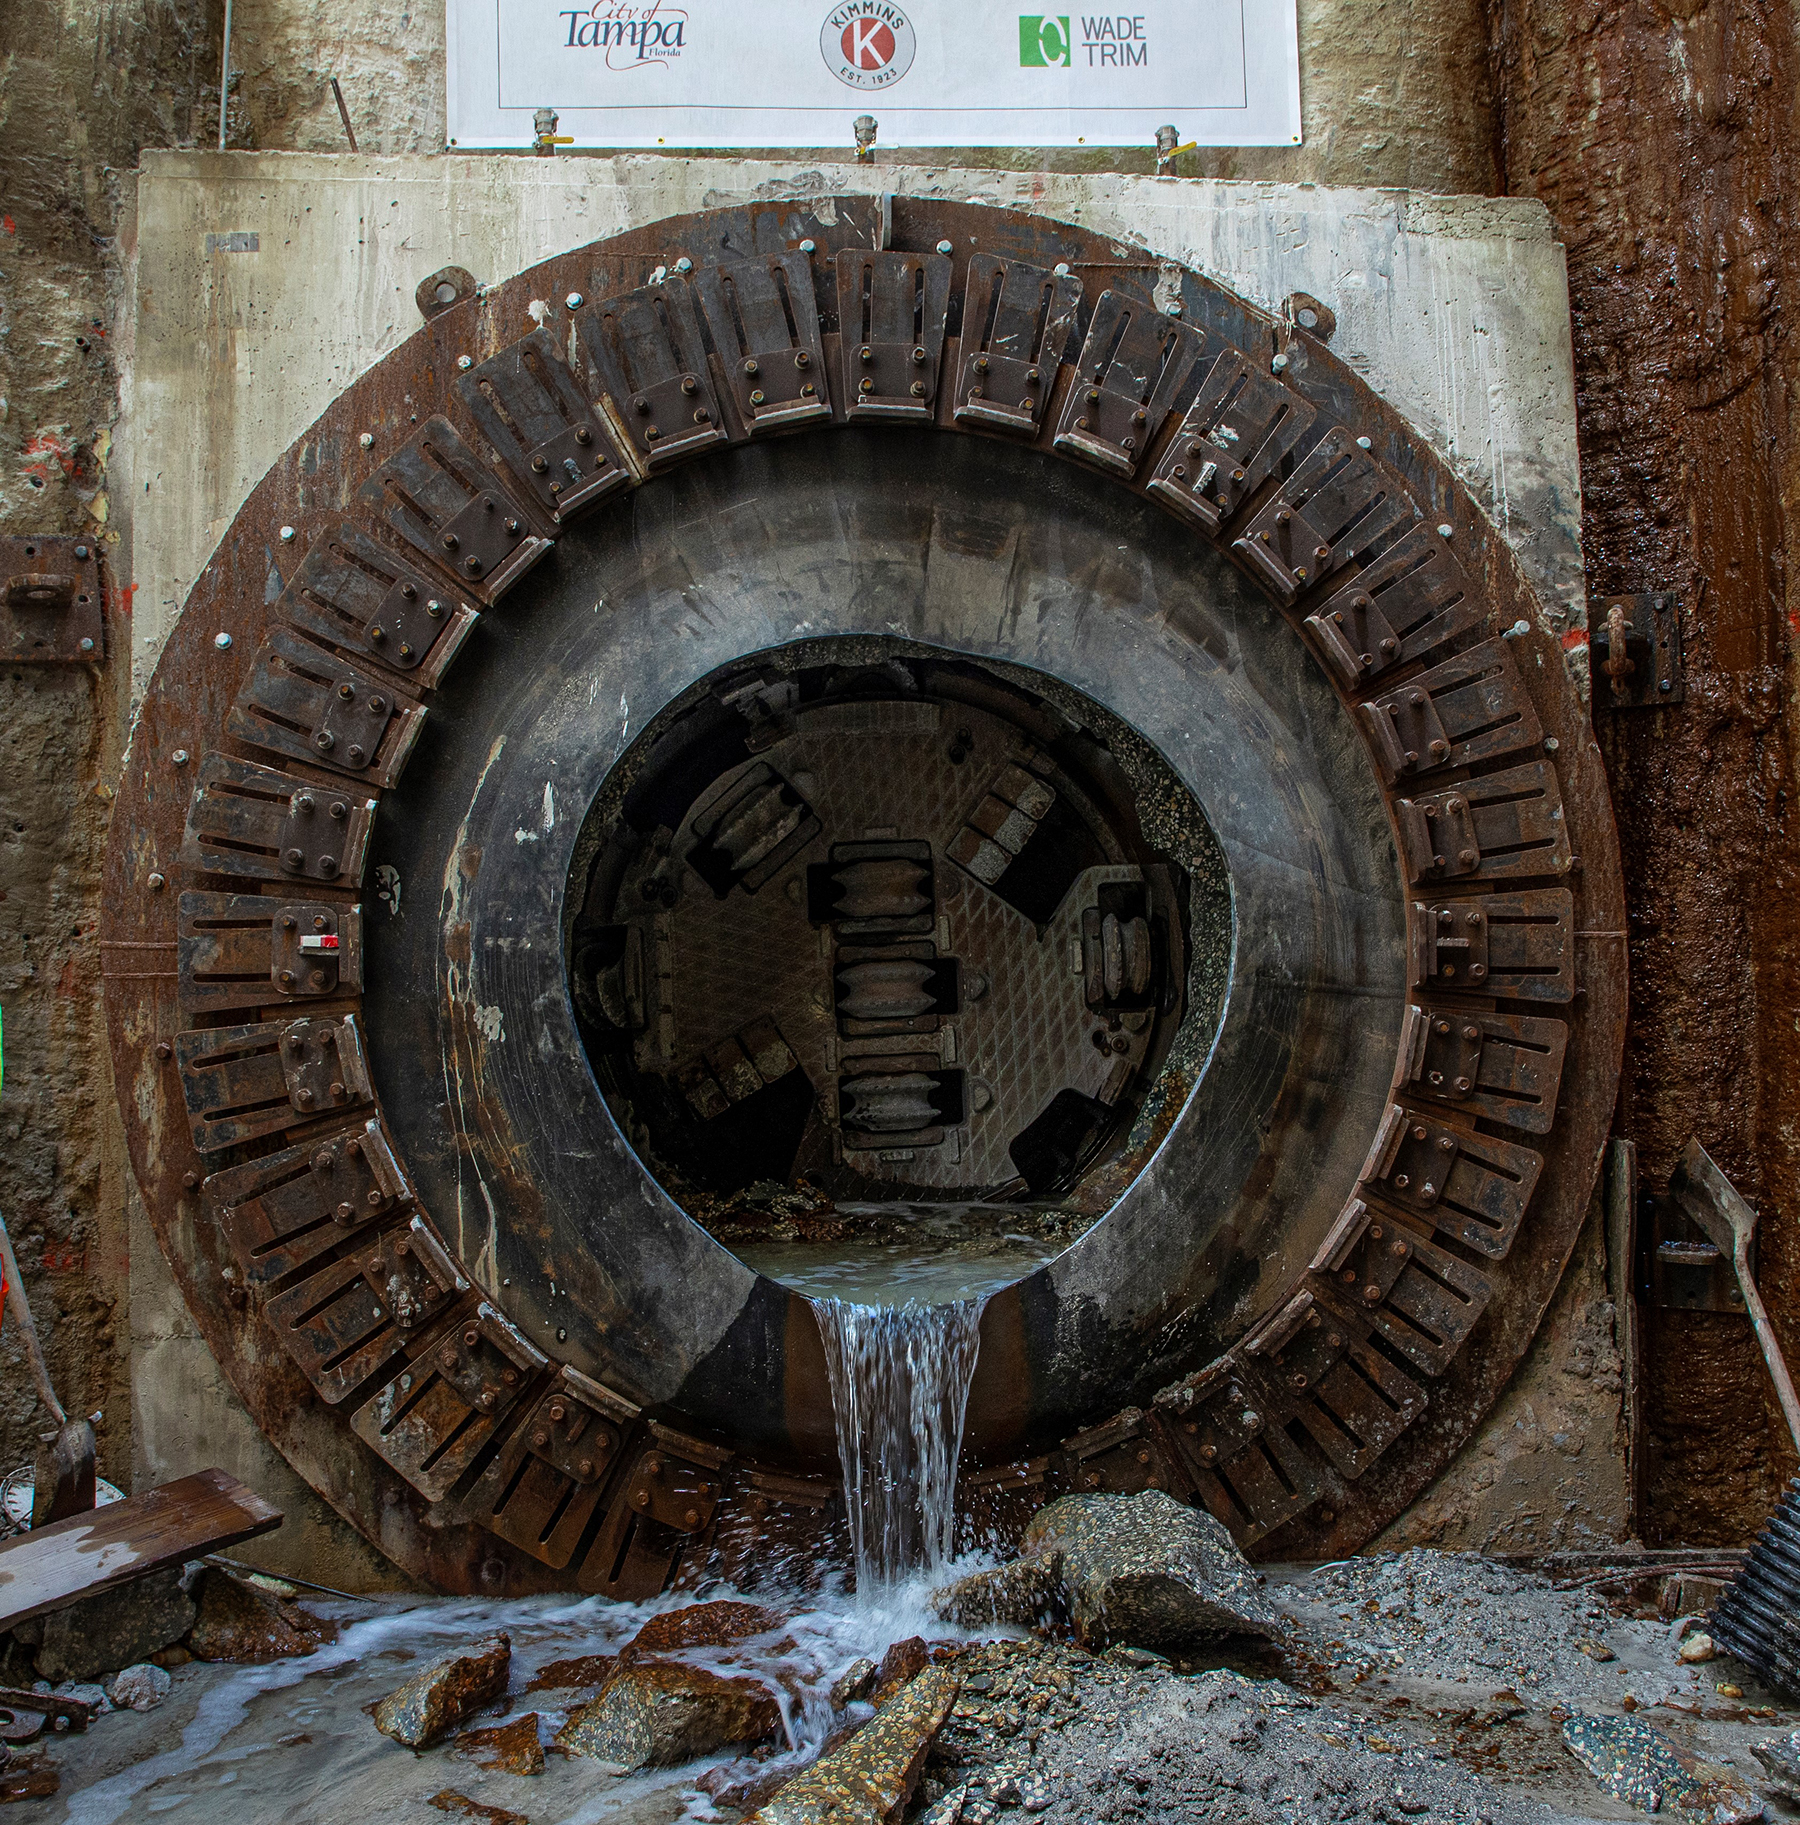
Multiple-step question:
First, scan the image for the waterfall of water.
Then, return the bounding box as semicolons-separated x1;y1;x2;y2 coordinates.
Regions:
811;1295;986;1594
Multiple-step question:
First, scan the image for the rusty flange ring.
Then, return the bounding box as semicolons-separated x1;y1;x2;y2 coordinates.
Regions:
100;196;1623;1596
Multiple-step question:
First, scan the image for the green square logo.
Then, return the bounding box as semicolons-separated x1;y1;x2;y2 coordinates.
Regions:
1019;15;1071;65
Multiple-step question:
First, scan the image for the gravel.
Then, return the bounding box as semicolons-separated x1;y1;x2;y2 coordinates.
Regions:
924;1651;1551;1825
1279;1551;1649;1704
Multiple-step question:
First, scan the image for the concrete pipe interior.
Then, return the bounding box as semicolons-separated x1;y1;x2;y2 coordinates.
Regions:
561;639;1232;1306
363;428;1405;1464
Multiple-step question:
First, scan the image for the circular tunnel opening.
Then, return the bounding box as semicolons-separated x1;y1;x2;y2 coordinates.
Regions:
563;637;1232;1304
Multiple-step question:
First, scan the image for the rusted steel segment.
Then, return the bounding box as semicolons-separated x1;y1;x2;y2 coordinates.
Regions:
99;195;1623;1593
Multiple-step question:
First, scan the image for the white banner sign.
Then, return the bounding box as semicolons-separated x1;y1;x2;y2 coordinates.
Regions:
447;0;1300;150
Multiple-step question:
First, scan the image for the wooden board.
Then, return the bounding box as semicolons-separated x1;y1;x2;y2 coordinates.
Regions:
0;1468;282;1631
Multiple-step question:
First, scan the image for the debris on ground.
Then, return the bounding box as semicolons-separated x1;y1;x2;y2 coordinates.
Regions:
14;1565;196;1682
617;1597;784;1662
426;1789;527;1824
935;1489;1276;1649
1752;1726;1800;1797
557;1657;782;1768
453;1711;545;1776
751;1663;959;1823
1683;1630;1720;1663
0;1751;59;1801
186;1564;340;1662
1562;1711;1766;1822
105;1662;171;1712
372;1633;512;1750
20;1547;1800;1822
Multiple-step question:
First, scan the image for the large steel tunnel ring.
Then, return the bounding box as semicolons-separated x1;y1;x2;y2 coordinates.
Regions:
101;196;1624;1598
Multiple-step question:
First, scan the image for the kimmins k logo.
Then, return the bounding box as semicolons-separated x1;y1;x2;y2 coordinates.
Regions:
821;2;917;90
558;0;687;68
1020;12;1148;66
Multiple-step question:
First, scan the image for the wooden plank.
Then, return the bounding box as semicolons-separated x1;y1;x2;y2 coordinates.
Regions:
0;1469;282;1631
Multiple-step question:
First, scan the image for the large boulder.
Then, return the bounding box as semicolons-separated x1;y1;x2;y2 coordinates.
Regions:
934;1490;1275;1651
372;1634;511;1749
751;1666;959;1824
556;1659;780;1770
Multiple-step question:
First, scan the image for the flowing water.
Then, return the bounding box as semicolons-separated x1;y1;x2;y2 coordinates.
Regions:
811;1295;987;1593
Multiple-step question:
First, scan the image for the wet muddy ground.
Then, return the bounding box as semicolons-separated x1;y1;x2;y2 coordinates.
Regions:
22;1551;1800;1824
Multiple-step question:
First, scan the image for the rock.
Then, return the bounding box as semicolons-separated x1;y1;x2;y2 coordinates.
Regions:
454;1712;545;1776
918;1785;968;1824
1680;1631;1718;1663
1563;1713;1765;1823
187;1568;338;1663
831;1657;878;1707
700;1757;802;1812
524;1652;616;1693
1025;1490;1276;1650
52;1681;110;1717
932;1554;1066;1632
750;1665;959;1824
871;1637;929;1705
426;1791;527;1825
373;1634;512;1750
107;1663;172;1712
556;1659;780;1770
29;1567;197;1682
618;1598;783;1662
1573;1637;1616;1662
1752;1727;1800;1797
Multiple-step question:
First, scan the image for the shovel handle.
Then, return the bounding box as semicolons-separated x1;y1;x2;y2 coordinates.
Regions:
0;1209;64;1428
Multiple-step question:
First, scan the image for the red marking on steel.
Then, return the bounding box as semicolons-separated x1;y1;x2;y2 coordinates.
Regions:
1561;627;1589;651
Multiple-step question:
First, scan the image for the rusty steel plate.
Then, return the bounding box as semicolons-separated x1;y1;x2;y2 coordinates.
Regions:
100;197;1624;1597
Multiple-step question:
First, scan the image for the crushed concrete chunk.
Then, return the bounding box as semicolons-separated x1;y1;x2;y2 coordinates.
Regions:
454;1712;545;1776
933;1552;1065;1632
187;1567;337;1663
618;1598;784;1662
106;1663;171;1712
1563;1712;1765;1823
935;1489;1274;1650
751;1664;959;1824
556;1658;780;1769
372;1634;511;1750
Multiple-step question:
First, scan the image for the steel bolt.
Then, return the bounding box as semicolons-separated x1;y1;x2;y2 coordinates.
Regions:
360;432;374;449
78;637;94;653
936;240;953;255
1271;353;1288;372
155;1041;172;1060
214;632;233;650
457;355;473;370
799;238;816;253
1357;435;1372;450
674;257;693;274
565;292;584;310
279;525;296;542
148;871;165;891
1438;524;1454;539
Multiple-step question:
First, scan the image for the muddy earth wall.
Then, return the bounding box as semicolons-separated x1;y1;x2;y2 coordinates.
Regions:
0;0;1787;1575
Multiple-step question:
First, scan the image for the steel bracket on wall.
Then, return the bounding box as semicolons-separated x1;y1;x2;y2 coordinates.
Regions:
1642;1188;1750;1313
0;536;105;664
1591;593;1682;709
